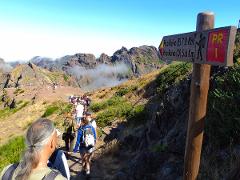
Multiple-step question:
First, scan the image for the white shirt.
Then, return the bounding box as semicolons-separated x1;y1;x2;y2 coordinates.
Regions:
91;119;97;130
75;104;84;118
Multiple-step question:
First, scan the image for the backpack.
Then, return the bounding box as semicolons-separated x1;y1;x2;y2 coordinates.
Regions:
81;126;95;148
2;163;61;180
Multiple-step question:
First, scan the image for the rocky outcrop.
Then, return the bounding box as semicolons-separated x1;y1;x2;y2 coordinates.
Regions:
111;46;161;75
64;53;97;68
94;78;191;180
28;45;163;90
31;45;163;77
0;63;78;89
98;53;112;64
116;79;190;179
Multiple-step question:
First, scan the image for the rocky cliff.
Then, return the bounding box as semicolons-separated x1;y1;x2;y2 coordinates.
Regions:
32;45;162;75
30;46;163;90
0;62;78;89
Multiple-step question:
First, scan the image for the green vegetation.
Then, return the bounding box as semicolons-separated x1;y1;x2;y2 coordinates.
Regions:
206;62;240;146
63;74;69;81
0;101;29;119
234;31;240;62
90;96;126;112
13;88;25;95
42;101;73;117
127;104;147;126
42;105;59;117
0;136;25;172
96;98;133;128
156;62;192;95
92;92;148;128
151;143;167;153
115;85;138;97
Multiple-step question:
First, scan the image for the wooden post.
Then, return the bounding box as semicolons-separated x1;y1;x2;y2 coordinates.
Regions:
183;12;214;180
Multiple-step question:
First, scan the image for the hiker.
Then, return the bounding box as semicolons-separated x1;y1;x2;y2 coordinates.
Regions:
85;95;91;107
0;118;67;180
73;117;97;176
62;114;76;153
70;96;77;105
52;83;57;93
85;112;97;138
75;99;84;126
68;95;73;104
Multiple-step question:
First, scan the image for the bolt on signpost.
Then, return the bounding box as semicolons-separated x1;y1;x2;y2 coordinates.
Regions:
159;12;237;180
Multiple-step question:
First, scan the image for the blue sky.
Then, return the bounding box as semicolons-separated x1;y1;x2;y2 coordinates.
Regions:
0;0;239;61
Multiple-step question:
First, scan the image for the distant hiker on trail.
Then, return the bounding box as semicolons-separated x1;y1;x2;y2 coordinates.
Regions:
75;99;84;126
69;95;77;105
73;117;97;177
52;83;57;93
62;114;76;153
0;118;67;180
68;95;73;104
82;94;91;112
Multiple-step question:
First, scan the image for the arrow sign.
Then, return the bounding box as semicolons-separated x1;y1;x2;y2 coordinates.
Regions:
159;26;237;66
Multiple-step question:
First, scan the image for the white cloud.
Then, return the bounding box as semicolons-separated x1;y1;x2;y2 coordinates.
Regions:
0;24;159;62
67;62;130;91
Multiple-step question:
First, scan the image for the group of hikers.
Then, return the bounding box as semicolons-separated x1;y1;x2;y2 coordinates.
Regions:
0;94;97;180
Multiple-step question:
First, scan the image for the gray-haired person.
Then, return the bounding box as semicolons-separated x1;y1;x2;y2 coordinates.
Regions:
0;118;67;180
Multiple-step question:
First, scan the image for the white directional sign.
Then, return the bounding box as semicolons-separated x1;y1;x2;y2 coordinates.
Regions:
159;26;237;66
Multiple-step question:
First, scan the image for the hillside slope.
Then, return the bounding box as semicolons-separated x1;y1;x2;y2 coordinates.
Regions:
0;32;239;179
84;58;240;180
0;62;78;89
0;60;240;179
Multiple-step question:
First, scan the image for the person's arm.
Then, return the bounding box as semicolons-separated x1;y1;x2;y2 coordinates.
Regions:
73;130;82;153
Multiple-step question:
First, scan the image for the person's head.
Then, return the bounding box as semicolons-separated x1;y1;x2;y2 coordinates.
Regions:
15;118;57;180
85;112;92;122
81;116;90;126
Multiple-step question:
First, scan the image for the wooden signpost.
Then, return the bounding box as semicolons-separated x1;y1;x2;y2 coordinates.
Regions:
158;12;237;180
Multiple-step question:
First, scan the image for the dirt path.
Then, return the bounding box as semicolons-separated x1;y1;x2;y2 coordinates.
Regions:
65;138;126;180
67;141;106;180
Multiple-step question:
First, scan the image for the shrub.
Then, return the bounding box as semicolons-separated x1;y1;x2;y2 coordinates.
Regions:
96;102;133;128
234;31;240;62
42;106;59;117
13;89;25;95
42;101;73;118
206;62;240;146
90;96;125;112
59;103;73;115
115;85;138;97
156;62;192;95
151;143;167;153
0;136;25;171
127;104;147;126
63;74;69;81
